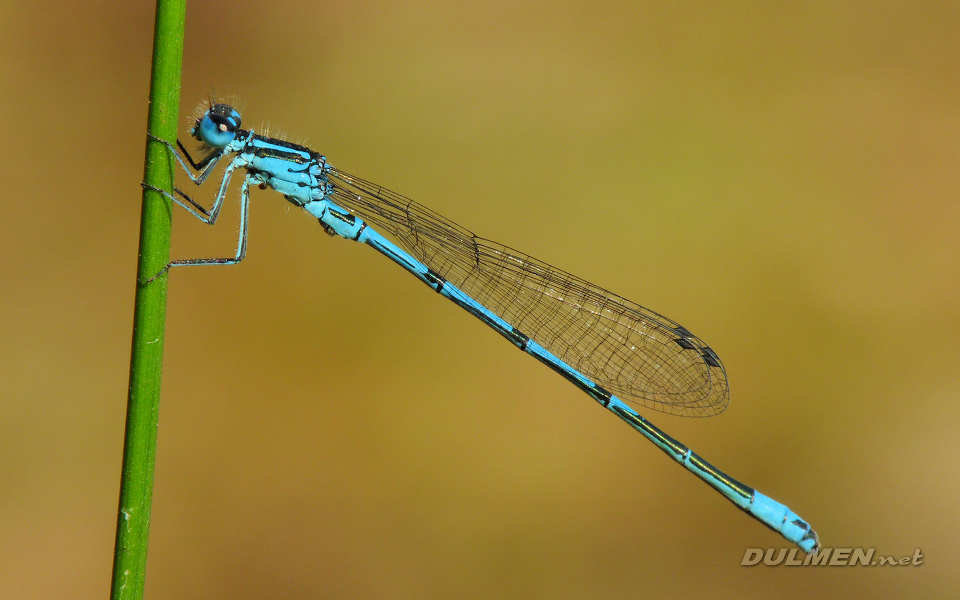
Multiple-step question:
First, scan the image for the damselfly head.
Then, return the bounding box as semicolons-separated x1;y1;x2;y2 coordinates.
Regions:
191;104;242;149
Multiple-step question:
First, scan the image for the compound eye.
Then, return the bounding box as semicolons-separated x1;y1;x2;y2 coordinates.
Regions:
193;104;242;148
210;103;241;130
209;113;236;134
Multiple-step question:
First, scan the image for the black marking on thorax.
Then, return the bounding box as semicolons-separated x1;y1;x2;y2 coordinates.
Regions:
251;134;318;164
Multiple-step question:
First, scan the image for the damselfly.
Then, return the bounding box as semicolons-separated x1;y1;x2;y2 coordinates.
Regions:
143;103;819;553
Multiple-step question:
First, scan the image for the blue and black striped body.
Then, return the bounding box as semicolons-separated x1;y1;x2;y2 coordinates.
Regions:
309;203;818;553
233;133;331;206
154;103;819;553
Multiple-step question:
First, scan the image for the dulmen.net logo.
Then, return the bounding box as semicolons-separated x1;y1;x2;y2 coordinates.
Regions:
741;548;924;567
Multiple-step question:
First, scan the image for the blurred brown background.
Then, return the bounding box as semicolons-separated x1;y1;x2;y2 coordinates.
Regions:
1;1;957;598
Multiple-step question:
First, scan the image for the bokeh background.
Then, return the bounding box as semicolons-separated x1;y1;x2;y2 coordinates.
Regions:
2;1;958;598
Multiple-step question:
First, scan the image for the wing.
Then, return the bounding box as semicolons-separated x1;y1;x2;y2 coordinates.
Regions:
326;167;729;417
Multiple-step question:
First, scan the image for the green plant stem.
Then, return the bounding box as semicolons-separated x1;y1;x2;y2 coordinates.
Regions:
111;1;186;599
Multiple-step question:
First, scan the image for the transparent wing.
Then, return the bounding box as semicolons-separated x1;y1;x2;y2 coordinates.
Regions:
327;167;729;417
